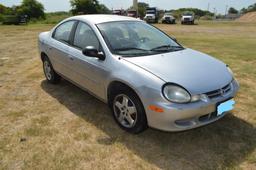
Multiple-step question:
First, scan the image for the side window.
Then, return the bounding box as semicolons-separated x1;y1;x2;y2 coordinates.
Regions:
53;21;75;43
73;22;100;50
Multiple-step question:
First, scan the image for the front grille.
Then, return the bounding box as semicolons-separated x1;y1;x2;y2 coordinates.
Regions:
205;82;232;99
184;18;190;21
198;112;218;122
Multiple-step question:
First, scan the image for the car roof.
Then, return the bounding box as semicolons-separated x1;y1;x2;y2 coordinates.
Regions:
67;14;141;24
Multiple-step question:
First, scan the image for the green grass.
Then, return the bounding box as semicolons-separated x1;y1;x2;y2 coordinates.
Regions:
29;12;72;24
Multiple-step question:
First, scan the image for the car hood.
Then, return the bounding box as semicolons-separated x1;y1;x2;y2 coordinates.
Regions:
124;48;232;94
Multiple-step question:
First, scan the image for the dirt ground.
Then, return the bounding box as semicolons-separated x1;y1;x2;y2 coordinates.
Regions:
237;12;256;22
0;21;256;170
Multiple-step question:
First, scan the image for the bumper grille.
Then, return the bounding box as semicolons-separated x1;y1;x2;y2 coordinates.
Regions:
198;112;218;122
205;82;232;99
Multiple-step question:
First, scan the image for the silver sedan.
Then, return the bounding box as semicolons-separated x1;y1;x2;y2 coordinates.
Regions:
38;15;239;133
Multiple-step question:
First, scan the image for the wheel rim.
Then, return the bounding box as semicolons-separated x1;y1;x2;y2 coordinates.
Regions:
113;94;137;128
43;60;52;80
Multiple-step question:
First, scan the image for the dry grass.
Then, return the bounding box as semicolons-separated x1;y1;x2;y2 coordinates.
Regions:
0;21;255;170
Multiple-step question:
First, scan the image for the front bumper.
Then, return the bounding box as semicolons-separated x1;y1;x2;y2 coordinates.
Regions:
144;79;239;132
145;18;157;23
182;19;193;23
163;19;175;23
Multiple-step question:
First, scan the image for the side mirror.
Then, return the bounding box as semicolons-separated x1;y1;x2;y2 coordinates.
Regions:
82;46;105;60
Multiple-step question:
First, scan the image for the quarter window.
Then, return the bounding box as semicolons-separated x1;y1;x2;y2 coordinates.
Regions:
73;22;100;50
53;21;76;43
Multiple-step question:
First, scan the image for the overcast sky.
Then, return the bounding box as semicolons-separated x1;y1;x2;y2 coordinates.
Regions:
1;0;255;14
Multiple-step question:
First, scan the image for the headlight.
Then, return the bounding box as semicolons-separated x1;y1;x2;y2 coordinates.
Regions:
162;84;191;103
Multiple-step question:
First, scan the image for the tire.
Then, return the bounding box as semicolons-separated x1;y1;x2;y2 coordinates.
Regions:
42;56;61;84
110;87;148;134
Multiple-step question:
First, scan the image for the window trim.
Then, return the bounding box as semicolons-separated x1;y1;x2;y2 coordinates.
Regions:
51;19;106;60
70;21;105;57
70;21;101;50
52;20;78;45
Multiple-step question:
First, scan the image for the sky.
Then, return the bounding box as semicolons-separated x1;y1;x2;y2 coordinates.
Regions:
0;0;255;14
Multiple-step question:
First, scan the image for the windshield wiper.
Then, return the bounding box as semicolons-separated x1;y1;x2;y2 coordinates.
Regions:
151;45;171;51
151;45;183;51
114;47;149;52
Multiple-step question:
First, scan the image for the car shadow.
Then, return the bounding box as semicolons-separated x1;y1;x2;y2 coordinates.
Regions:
41;80;256;169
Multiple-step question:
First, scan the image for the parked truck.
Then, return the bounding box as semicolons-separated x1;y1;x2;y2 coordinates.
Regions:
112;9;126;16
2;15;28;25
144;7;159;23
161;13;176;24
127;9;138;18
181;11;195;24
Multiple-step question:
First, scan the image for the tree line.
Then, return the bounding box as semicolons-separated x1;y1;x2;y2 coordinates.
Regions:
0;0;111;23
0;0;45;22
1;0;256;23
240;3;256;14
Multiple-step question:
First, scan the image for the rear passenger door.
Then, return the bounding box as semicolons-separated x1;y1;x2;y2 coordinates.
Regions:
68;22;108;98
49;20;77;79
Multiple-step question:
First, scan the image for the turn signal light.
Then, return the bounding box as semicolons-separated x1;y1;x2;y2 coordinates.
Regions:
149;105;164;113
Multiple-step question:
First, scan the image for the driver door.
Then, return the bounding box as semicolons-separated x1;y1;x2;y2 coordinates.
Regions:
67;22;108;98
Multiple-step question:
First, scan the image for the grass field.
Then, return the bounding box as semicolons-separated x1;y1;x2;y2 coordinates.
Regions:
30;12;72;24
0;21;256;170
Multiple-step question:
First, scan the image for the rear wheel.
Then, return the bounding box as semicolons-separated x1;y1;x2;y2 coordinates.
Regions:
111;88;148;134
42;57;61;84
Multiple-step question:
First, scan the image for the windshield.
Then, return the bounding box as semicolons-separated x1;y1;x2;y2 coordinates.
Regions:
183;13;193;16
164;13;172;16
146;10;156;14
97;21;183;57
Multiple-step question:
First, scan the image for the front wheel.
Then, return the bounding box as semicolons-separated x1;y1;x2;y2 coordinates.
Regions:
111;89;148;134
42;57;61;84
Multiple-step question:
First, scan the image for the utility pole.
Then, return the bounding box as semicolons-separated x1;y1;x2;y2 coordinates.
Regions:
207;3;210;11
212;7;217;19
133;0;138;17
225;5;228;16
133;0;138;11
213;7;216;17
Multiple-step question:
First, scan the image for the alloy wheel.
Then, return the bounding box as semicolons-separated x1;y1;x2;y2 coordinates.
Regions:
44;60;52;80
113;94;137;128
